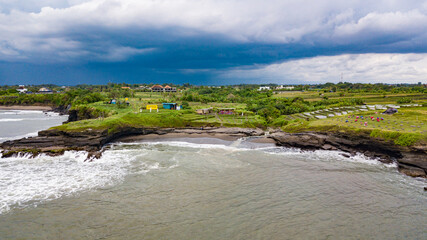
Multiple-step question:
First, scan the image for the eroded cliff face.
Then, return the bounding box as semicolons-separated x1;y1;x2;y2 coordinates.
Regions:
0;127;264;159
270;132;426;178
1;127;425;178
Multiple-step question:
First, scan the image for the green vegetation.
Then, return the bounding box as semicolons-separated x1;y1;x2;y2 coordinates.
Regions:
281;107;427;146
1;82;426;146
0;89;104;106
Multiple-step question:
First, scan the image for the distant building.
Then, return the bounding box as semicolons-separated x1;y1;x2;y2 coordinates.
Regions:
38;87;53;93
276;85;294;90
151;84;164;92
258;86;270;91
16;85;27;93
162;103;180;110
121;87;130;89
163;85;177;92
151;84;177;92
196;108;212;115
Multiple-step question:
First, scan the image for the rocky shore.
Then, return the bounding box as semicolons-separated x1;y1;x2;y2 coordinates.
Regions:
270;131;427;178
1;127;426;178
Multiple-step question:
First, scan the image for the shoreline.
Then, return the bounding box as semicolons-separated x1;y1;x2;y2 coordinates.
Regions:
0;105;53;111
0;126;426;178
116;132;277;143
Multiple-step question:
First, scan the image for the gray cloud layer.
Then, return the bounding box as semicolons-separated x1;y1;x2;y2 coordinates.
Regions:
219;53;427;84
1;0;426;84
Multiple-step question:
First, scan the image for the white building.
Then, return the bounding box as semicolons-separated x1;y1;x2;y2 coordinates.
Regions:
276;85;294;90
258;86;271;91
16;85;27;93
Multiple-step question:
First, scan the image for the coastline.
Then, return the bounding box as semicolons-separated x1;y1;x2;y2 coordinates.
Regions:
116;132;277;143
0;105;53;111
0;126;425;178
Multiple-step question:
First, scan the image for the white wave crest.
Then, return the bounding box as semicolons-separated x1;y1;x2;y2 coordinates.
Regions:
265;147;397;168
0;118;24;122
0;146;177;215
0;151;124;214
0;131;39;143
114;139;259;152
0;110;44;115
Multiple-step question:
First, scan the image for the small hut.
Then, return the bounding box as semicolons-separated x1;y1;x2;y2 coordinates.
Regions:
196;108;212;115
162;103;180;110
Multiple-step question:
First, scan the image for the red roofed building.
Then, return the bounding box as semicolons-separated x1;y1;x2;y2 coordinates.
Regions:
151;84;164;92
151;84;177;92
163;85;177;92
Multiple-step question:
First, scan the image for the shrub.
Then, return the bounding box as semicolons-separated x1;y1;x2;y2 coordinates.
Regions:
394;133;421;146
181;101;190;109
396;97;412;104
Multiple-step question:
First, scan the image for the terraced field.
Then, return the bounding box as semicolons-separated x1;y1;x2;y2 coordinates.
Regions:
282;103;422;121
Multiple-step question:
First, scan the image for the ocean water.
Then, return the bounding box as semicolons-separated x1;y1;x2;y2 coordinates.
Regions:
0;111;426;239
0;110;67;142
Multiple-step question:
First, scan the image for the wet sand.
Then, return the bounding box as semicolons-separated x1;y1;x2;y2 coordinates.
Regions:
116;132;276;144
0;105;53;111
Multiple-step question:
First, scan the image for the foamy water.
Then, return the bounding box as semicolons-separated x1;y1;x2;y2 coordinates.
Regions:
0;118;24;122
0;112;426;239
1;140;424;215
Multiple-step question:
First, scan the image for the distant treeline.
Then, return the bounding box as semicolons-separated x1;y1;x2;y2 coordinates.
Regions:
0;89;104;106
180;87;365;123
1;82;425;94
0;82;425;124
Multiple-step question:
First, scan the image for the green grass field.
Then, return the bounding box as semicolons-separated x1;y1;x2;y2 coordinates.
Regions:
52;89;426;146
274;91;426;104
281;106;427;146
53;107;265;133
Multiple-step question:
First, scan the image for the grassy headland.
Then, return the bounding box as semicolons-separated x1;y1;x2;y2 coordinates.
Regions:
281;107;427;146
1;83;426;146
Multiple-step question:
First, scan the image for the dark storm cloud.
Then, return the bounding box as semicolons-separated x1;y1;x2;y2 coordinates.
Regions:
0;0;427;84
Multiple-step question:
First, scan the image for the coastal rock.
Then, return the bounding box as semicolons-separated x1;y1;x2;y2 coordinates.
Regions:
270;131;426;178
1;127;425;178
397;164;426;178
0;127;264;159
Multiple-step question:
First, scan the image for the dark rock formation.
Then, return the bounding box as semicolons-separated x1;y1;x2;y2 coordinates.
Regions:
270;132;426;178
1;127;425;178
52;104;71;115
66;109;79;122
0;127;264;160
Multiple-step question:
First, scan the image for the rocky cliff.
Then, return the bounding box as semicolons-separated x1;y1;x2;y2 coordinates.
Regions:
1;127;425;178
270;131;426;178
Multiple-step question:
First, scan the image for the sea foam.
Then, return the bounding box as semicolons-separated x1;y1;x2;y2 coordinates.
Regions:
0;118;24;122
0;145;180;214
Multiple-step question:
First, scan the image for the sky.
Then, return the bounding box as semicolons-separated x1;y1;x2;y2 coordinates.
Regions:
0;0;427;85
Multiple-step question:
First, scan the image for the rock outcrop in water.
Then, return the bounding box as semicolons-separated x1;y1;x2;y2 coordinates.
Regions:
270;132;427;178
0;127;264;159
1;127;425;178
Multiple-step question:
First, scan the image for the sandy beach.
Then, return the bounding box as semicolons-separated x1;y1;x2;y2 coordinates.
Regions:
0;105;53;111
115;132;277;143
